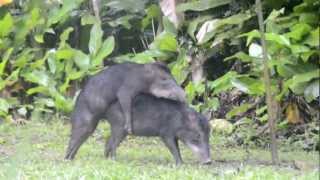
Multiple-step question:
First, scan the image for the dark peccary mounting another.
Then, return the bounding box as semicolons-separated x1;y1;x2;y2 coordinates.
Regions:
65;62;186;160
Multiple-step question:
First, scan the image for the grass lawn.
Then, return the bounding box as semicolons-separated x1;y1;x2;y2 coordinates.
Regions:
0;120;318;179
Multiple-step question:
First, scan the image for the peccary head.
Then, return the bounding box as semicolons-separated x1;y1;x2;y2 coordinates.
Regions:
177;108;211;164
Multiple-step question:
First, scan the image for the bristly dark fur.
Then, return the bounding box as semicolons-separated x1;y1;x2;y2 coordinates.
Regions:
153;61;171;74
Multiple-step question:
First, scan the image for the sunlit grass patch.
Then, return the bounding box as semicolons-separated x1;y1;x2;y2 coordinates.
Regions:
0;120;318;179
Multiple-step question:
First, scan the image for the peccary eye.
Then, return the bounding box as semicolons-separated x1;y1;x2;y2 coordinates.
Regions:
191;138;199;144
161;77;168;81
191;134;201;144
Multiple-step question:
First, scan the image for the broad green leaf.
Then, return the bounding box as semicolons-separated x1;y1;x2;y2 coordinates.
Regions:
27;86;49;95
288;69;320;95
266;33;290;46
53;93;73;113
277;64;299;78
150;32;177;52
163;16;177;35
293;2;309;13
56;49;74;60
0;13;13;37
292;69;320;83
299;13;319;25
207;97;220;111
131;50;171;63
290;81;308;95
47;50;57;74
0;69;19;91
301;50;319;62
185;81;205;103
106;0;147;13
0;98;10;114
59;78;70;93
68;70;85;80
258;114;268;123
211;27;239;47
197;12;252;44
22;70;50;86
265;8;284;22
47;0;84;26
131;53;155;63
92;36;115;67
170;49;189;85
73;50;90;71
240;30;290;46
34;34;44;43
14;8;43;44
231;76;265;95
256;105;267;116
0;48;13;76
34;97;55;108
45;28;55;34
4;69;19;86
29;57;46;69
59;27;74;48
177;0;231;12
224;52;253;62
185;82;196;103
303;27;319;47
108;15;133;29
285;23;312;41
239;30;260;46
81;13;97;25
142;4;161;29
187;16;212;40
226;103;252;119
304;80;319;102
209;71;238;94
290;45;310;54
89;23;103;56
14;49;33;68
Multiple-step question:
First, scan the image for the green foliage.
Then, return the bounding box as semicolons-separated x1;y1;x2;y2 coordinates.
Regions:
226;103;252;119
0;13;13;37
150;32;178;52
185;81;205;102
196;11;252;45
226;2;320;103
177;0;231;12
208;71;238;94
0;0;318;129
0;1;115;119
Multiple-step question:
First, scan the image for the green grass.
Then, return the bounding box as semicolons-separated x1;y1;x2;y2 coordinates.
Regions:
0;120;318;179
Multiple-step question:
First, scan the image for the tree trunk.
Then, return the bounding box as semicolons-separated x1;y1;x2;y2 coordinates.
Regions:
255;0;279;165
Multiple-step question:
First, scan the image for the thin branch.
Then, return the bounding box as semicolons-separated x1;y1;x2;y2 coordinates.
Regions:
92;0;101;22
151;18;156;40
255;0;279;165
139;36;148;50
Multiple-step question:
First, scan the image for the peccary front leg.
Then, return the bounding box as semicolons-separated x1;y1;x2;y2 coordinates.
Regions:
161;136;183;165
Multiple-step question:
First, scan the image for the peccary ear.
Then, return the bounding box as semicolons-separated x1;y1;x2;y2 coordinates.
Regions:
202;110;212;121
144;61;171;75
152;61;171;73
186;109;198;127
